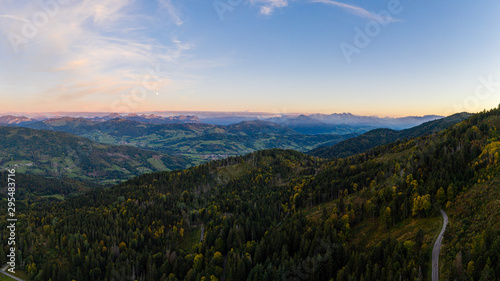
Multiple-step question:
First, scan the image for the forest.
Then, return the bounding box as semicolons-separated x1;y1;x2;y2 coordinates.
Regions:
0;107;499;280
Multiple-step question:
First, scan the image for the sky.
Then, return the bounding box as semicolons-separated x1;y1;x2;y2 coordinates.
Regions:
0;0;500;117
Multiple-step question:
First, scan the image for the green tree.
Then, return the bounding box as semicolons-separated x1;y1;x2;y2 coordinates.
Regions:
436;187;446;205
380;207;392;230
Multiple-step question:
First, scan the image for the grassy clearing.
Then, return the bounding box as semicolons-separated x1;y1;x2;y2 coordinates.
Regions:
147;158;168;170
179;226;202;252
0;269;28;281
304;195;442;266
0;273;16;281
101;179;125;185
217;161;254;182
304;200;337;221
373;148;413;163
3;160;33;167
11;270;27;280
40;194;65;200
350;215;442;249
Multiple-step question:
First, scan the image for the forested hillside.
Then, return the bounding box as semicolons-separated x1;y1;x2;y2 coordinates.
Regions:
0;171;97;199
309;112;470;159
0;126;189;184
19;118;357;165
1;108;500;281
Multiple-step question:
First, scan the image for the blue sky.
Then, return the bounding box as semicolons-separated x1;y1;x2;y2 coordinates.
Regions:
0;0;499;116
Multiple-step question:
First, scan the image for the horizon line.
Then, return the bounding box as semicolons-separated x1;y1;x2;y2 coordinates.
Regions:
0;110;447;119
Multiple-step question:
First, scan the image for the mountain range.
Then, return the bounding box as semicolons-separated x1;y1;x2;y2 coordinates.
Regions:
15;118;357;165
269;113;442;130
0;112;443;132
0;112;468;187
94;113;201;124
309;112;471;158
3;107;498;281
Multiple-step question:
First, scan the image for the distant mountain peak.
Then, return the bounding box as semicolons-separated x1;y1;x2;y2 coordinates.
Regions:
107;113;121;118
0;115;32;125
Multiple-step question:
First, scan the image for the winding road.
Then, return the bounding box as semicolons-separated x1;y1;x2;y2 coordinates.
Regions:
432;209;448;281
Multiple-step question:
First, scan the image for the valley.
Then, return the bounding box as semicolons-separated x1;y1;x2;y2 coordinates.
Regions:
16;118;358;166
0;108;498;280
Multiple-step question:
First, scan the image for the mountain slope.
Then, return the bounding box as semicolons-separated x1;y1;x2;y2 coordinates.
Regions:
309;112;471;158
267;113;442;131
309;113;443;129
0;170;97;199
19;118;357;164
266;114;374;134
0;126;189;183
0;115;32;125
7;107;500;280
226;120;299;135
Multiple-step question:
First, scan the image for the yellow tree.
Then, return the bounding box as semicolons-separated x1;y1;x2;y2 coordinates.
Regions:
436;187;446;205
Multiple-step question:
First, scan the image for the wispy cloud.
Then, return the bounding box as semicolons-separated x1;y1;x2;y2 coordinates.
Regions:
0;0;201;109
251;0;290;15
0;14;30;23
249;0;401;21
157;0;183;26
312;0;402;22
